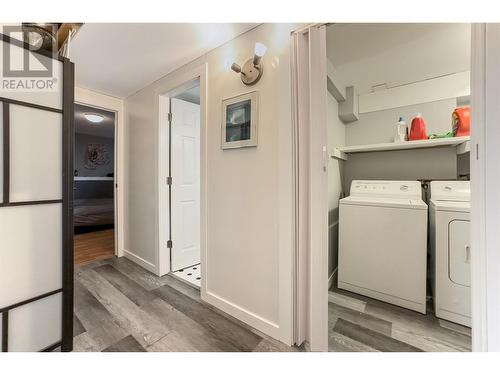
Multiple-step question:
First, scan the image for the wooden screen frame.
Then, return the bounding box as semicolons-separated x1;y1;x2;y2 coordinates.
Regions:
0;33;74;352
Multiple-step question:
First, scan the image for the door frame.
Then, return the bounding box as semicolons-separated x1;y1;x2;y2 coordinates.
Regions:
293;23;496;352
74;87;125;258
470;23;500;351
157;63;207;278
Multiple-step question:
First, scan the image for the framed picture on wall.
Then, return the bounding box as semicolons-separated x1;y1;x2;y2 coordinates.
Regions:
221;91;258;149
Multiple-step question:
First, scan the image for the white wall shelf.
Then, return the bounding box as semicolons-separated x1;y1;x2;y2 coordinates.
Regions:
331;136;470;160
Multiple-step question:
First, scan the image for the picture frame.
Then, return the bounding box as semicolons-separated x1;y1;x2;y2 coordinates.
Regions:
221;91;258;149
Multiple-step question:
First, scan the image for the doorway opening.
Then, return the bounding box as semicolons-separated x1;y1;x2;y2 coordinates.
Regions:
73;103;116;266
325;23;472;352
165;80;201;288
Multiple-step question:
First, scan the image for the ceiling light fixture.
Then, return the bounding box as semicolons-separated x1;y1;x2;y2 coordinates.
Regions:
84;113;104;123
231;42;267;85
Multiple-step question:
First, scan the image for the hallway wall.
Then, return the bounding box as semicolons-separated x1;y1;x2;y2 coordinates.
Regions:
124;23;300;344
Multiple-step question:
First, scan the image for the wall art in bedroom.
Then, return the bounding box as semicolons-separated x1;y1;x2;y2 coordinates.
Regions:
84;143;111;170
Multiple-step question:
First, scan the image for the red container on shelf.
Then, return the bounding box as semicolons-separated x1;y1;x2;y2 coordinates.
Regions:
453;107;470;137
409;113;427;141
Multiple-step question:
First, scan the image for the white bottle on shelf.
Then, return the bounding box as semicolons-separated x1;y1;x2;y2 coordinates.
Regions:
394;117;407;143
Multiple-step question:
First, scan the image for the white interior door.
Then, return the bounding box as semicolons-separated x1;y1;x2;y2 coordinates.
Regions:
170;98;200;271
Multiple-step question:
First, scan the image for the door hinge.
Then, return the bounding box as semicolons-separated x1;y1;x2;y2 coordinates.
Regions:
166;176;172;185
168;112;173;122
167;240;173;249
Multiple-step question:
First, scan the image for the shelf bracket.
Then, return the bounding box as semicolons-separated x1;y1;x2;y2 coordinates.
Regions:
330;148;348;161
456;140;470;155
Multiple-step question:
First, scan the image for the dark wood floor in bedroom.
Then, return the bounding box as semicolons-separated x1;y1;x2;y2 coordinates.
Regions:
74;228;115;265
328;287;472;352
73;256;299;352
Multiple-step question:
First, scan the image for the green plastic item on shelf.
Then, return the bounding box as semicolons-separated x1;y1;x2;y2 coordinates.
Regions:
428;132;455;139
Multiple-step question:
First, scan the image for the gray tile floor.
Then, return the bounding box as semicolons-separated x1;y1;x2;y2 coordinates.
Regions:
328;288;472;352
73;257;298;352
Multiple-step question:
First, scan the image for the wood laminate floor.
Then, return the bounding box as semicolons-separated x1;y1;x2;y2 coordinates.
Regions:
74;229;115;266
73;256;299;352
328;287;472;352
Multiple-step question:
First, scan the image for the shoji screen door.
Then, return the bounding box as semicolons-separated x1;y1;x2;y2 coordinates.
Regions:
0;35;74;352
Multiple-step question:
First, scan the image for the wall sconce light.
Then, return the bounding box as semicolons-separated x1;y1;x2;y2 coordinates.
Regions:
231;42;267;85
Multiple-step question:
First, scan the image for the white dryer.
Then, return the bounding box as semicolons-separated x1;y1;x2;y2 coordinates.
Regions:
338;180;428;314
429;181;471;327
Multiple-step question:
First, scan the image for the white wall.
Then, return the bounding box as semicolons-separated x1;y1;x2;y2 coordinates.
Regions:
124;23;298;343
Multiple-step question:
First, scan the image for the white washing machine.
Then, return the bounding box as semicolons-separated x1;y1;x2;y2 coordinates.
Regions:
429;181;471;327
338;180;428;314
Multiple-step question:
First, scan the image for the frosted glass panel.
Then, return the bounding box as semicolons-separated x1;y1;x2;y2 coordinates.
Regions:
0;203;62;307
9;105;62;202
9;292;62;351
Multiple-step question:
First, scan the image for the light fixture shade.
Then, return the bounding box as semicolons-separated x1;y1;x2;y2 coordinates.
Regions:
84;113;104;123
254;42;267;57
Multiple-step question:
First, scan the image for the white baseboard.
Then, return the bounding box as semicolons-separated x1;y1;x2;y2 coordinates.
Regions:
123;249;158;274
202;289;281;341
328;267;337;290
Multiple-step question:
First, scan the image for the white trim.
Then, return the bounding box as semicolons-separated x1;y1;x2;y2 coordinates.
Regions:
122;249;157;274
203;290;280;339
156;63;208;278
470;23;487;352
74;87;125;258
290;27;309;347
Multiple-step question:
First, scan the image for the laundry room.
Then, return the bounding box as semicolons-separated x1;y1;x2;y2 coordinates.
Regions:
326;23;472;352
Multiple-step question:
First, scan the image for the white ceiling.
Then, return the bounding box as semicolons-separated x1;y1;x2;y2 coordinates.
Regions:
326;23;471;95
70;23;259;98
75;103;115;138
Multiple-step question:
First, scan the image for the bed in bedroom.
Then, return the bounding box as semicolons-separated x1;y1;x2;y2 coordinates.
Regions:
74;179;114;230
74;198;114;227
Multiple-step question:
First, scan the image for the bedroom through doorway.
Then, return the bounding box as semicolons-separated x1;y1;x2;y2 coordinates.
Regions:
73;103;116;265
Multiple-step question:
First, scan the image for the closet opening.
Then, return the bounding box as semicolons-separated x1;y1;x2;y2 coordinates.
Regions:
325;23;472;352
73;103;116;265
160;79;202;288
